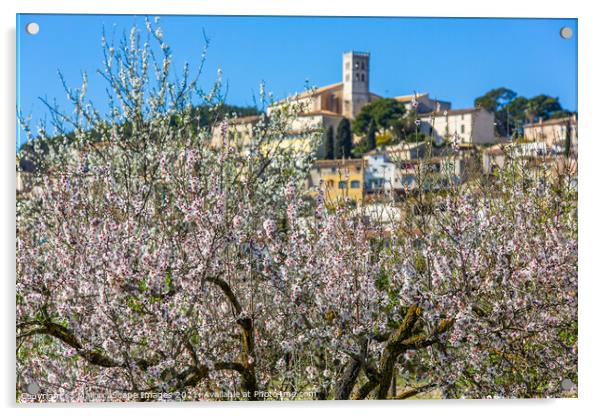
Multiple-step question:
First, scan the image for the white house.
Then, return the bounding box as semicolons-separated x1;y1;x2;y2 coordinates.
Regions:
363;151;397;193
418;108;498;145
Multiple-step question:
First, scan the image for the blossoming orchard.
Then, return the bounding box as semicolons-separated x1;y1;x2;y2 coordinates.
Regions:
16;21;578;401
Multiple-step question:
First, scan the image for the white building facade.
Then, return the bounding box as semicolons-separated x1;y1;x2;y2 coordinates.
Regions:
363;152;397;192
418;108;497;145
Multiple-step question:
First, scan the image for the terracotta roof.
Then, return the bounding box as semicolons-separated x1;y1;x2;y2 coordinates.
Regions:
299;110;342;117
419;107;480;117
394;92;427;103
312;159;365;168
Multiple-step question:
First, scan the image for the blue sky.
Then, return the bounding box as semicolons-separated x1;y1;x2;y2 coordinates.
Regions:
16;14;577;146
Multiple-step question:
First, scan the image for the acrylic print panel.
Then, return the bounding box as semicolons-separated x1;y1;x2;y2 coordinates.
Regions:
16;14;578;402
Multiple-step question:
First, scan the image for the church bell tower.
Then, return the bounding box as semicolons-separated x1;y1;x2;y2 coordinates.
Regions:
342;51;370;119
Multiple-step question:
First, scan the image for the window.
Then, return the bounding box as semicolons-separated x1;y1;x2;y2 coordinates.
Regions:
401;175;415;186
354;62;359;69
361;61;365;70
350;180;361;189
331;167;336;173
355;73;360;81
356;166;362;172
428;163;441;173
338;181;347;189
345;74;350;82
346;62;350;70
460;125;465;134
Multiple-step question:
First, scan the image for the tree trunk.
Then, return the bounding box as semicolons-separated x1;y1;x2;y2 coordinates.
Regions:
334;358;361;400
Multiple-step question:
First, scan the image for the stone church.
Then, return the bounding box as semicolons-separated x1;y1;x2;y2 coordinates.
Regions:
213;51;451;156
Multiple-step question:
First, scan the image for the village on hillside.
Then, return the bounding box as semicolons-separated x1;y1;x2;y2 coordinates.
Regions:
17;51;578;207
209;51;578;208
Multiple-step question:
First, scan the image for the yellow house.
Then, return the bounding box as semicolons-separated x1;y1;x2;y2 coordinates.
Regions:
307;159;365;205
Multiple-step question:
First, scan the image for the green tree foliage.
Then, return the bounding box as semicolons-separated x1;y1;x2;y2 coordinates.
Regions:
474;87;517;113
524;94;564;123
352;98;406;136
192;103;261;127
475;88;571;137
475;88;518;137
335;118;353;159
392;109;419;142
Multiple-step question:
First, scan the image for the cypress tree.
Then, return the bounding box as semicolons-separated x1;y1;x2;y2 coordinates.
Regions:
367;119;377;151
325;126;335;159
336;118;353;159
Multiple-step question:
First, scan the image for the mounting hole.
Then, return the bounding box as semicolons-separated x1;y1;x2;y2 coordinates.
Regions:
561;378;575;391
25;22;40;35
560;27;573;40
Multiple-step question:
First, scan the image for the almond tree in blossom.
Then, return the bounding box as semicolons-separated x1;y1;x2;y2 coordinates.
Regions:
16;21;577;401
269;155;576;399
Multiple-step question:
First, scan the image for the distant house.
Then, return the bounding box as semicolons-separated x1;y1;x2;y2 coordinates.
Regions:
307;159;365;205
379;141;428;161
209;113;325;157
362;142;466;195
210;114;263;148
523;115;577;152
394;92;451;114
391;155;464;193
481;142;570;175
363;151;397;193
418;107;498;145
